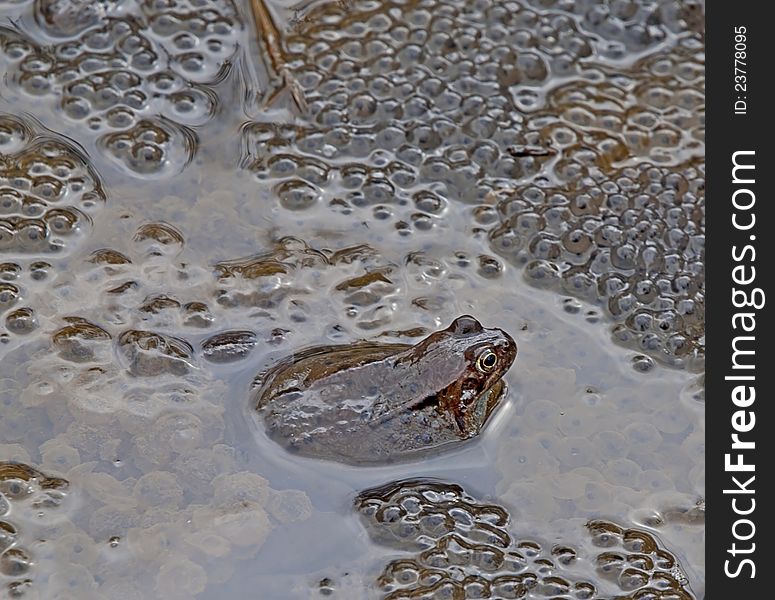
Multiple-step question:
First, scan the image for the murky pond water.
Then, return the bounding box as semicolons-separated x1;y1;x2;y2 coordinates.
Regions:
0;0;703;598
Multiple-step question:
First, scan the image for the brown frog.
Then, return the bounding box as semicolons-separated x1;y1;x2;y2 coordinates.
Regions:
253;315;517;464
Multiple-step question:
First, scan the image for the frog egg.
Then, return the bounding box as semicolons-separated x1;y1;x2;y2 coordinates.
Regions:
183;529;231;558
192;502;271;549
577;481;614;511
545;471;589;501
266;489;313;524
132;471;183;510
20;378;58;408
150;412;205;454
0;381;45;444
78;470;130;507
121;387;193;425
39;437;81;472
212;472;270;506
64;420;124;463
522;398;560;431
0;444;32;464
553;436;598;469
504;482;560;523
680;430;704;463
557;405;602;437
630;507;666;529
155;556;208;599
652;405;693;435
88;505;139;543
34;520;79;553
623;422;663;455
98;579;146;600
636;469;675;493
137;507;179;530
67;389;124;425
605;458;643;486
5;578;37;599
172;445;236;495
1;547;33;577
131;433;172;470
631;354;655;372
593;429;628;460
495;435;560;484
127;523;183;563
632;490;701;526
610;387;647;412
55;531;99;567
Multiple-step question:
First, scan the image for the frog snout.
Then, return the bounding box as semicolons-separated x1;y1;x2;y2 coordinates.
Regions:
495;335;516;352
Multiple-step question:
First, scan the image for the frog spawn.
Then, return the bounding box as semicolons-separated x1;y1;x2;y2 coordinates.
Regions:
75;232;406;339
45;226;508;406
212;237;409;332
0;114;105;256
484;39;704;370
356;479;696;600
6;221;226;483
0;459;312;598
517;42;704;168
490;158;704;371
209;237;503;338
0;113;107;343
47;231;412;386
0;0;243;177
0;462;70;598
2;264;45;343
91;470;311;598
243;0;603;224
243;0;704;370
6;232;326;597
518;0;704;58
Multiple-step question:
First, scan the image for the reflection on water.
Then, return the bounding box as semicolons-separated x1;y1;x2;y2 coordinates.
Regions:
0;0;703;598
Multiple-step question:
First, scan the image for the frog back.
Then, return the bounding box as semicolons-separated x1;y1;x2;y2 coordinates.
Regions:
253;341;411;409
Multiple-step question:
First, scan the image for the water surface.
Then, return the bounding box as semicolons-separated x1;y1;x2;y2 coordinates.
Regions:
0;0;704;598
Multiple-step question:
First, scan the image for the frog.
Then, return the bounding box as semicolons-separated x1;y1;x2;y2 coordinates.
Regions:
252;315;517;464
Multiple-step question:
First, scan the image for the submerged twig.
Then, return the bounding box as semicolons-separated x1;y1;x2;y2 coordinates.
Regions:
249;0;308;114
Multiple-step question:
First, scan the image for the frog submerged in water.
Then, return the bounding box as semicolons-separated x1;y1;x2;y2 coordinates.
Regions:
253;316;517;464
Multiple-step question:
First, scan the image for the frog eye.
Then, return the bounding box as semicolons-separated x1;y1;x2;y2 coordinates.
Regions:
476;348;498;373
